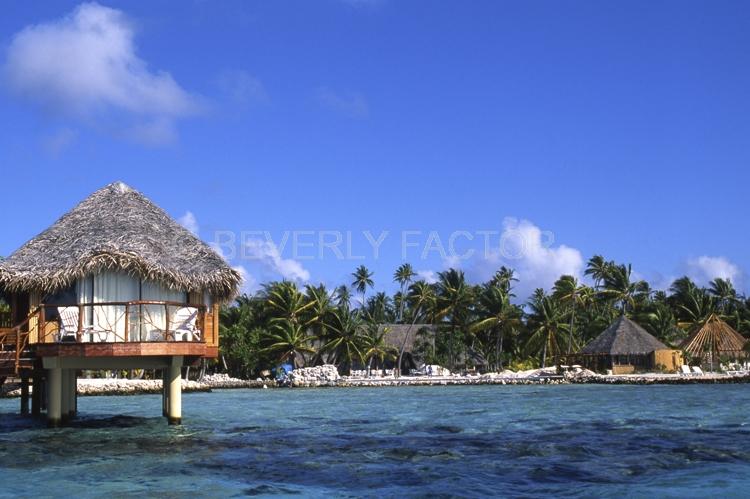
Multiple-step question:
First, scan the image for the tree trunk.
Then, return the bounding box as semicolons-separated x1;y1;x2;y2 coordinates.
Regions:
541;338;547;368
448;325;455;371
567;305;576;355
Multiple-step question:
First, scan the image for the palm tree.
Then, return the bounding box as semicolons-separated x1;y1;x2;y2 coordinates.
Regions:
709;278;738;314
676;287;717;332
435;269;474;370
525;291;568;368
366;291;393;323
361;324;397;376
260;319;315;368
393;263;416;322
263;281;315;326
552;275;591;354
642;303;683;346
304;284;334;362
600;264;648;313
351;265;374;310
584;255;613;289
490;266;517;294
335;285;351;308
323;305;365;375
394;280;436;376
471;283;521;371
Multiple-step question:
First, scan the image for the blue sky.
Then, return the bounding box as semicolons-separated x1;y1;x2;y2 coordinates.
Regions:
1;1;748;299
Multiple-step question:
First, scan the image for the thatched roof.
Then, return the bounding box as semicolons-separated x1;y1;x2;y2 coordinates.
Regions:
0;182;241;301
579;315;668;356
379;324;435;353
680;314;747;358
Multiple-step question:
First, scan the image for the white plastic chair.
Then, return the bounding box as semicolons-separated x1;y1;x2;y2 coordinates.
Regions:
170;307;200;341
679;365;692;376
57;307;91;342
692;366;704;375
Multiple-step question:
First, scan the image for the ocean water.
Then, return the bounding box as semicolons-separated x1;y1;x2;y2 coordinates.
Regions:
0;385;749;498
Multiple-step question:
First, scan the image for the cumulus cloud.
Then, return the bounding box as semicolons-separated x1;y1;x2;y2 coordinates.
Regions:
232;265;259;295
466;218;584;300
685;256;742;286
416;270;438;284
4;2;200;145
316;87;369;118
178;211;199;235
244;239;311;282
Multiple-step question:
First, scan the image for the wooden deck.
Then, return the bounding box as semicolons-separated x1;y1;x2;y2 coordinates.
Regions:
34;342;218;358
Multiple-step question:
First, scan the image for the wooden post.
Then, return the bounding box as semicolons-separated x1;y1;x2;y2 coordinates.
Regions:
124;304;130;342
77;304;84;343
39;306;46;344
20;376;29;416
68;370;77;418
162;368;169;417
165;303;170;341
60;370;70;421
31;374;41;416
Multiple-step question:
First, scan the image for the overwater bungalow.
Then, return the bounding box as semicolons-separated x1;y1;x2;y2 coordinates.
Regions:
679;314;747;370
0;182;240;426
576;315;683;374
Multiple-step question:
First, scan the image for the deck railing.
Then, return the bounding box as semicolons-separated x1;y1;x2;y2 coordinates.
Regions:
34;301;208;344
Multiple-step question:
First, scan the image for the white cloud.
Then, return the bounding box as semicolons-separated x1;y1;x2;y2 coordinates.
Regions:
216;69;268;105
232;265;259;295
416;270;438;284
466;218;584;300
178;211;199;235
4;2;200;145
686;256;741;286
244;239;311;282
316;87;369;118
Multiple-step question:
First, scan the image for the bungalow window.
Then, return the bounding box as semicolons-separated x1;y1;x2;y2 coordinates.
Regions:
75;271;188;341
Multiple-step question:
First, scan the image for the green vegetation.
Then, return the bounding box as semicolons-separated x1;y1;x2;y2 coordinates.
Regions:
219;257;750;376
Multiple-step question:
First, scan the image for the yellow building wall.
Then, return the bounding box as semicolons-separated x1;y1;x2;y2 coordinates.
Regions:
652;349;683;372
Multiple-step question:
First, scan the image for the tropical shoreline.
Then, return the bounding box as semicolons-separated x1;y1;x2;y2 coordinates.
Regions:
3;369;750;398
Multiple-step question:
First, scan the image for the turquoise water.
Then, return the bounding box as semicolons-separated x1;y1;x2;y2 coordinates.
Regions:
1;385;749;498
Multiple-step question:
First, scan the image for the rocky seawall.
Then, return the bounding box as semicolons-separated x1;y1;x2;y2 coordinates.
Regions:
3;368;749;397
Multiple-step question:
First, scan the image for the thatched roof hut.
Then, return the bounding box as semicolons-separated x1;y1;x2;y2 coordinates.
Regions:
680;314;747;362
0;182;241;301
578;315;680;373
580;315;667;356
380;324;435;353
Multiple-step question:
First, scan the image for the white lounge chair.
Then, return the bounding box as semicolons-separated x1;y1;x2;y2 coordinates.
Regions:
57;307;92;342
170;307;200;341
691;366;704;375
679;365;692;376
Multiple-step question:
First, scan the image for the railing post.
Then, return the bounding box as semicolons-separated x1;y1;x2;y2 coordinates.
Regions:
77;304;84;342
165;303;170;341
15;326;21;372
124;303;130;342
39;306;46;344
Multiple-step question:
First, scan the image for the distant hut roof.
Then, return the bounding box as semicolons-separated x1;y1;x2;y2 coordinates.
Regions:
379;324;435;353
579;315;668;356
679;314;747;358
0;182;241;301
